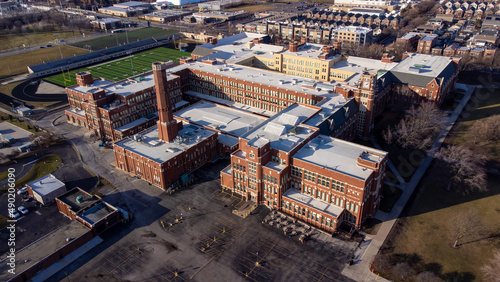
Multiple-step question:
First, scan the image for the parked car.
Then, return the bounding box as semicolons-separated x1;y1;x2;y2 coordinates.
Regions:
17;186;28;195
9;210;20;219
18;206;28;215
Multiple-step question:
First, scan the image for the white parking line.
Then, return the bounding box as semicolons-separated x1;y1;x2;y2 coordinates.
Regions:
36;211;42;215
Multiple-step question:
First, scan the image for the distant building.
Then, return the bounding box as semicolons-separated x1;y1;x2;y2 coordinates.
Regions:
91;18;122;30
332;26;373;46
483;14;500;29
141;10;192;23
191;10;250;23
99;1;150;17
417;34;438;54
332;0;393;7
198;0;244;10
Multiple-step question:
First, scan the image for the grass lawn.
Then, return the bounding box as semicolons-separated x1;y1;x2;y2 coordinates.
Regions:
0;112;38;133
0;170;8;182
0;154;62;194
69;27;178;50
0;31;83;51
45;47;190;87
0;46;89;79
381;87;500;281
450;87;500;157
226;4;275;13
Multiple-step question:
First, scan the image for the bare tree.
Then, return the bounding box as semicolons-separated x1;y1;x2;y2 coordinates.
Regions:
468;115;500;144
393;262;413;281
385;102;445;150
481;249;500;282
435;145;487;193
0;152;7;163
449;209;485;248
415;271;442;282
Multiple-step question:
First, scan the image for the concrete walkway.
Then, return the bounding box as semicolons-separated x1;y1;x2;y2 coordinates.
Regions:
341;84;476;281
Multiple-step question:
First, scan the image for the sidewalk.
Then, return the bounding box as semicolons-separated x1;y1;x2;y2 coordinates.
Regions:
341;84;476;281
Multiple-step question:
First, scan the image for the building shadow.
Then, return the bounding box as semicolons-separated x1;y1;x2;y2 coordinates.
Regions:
50;188;170;281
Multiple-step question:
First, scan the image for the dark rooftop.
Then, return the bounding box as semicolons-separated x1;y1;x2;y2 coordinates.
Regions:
57;188;100;212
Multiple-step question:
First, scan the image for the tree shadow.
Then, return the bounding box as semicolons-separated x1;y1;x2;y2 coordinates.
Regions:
442;271;475;282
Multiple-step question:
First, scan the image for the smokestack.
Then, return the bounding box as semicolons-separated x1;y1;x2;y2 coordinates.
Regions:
152;62;178;142
289;41;298;52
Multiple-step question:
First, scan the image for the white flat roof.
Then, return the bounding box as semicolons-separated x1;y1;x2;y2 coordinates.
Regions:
283;189;344;218
102;73;156;97
68;78;113;94
174;101;267;137
334;26;372;34
332;56;397;86
115;123;217;163
27;174;65;196
67;108;86;118
184;90;276;117
293;135;387;180
242;104;319;152
198;32;283;63
184;61;340;97
282;43;340;61
390;53;454;78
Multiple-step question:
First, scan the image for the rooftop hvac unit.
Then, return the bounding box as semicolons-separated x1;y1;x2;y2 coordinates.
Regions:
133;134;142;141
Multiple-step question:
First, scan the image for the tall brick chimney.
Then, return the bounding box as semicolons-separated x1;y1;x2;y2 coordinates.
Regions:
152;62;178;142
289;41;298;52
300;37;307;44
333;41;342;53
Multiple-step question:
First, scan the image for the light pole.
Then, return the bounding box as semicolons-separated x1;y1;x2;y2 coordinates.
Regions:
128;52;135;76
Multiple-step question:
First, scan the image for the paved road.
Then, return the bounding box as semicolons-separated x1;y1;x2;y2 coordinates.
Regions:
0;140;97;192
341;84;476;281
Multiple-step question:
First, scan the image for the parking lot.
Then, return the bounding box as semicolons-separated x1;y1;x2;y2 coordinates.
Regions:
50;159;358;282
0;122;33;156
0;190;70;257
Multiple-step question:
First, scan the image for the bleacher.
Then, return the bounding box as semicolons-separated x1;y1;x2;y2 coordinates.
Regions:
28;36;173;77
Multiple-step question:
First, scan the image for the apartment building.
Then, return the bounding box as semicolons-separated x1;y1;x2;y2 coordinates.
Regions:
331;26;373;46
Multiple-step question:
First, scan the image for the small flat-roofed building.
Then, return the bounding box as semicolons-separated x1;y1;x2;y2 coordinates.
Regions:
26;174;66;205
77;202;121;236
56;187;101;220
0;221;95;282
16;105;31;116
56;187;124;236
417;34;438;54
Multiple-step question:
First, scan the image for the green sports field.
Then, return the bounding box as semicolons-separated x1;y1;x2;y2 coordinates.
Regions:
44;47;189;87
